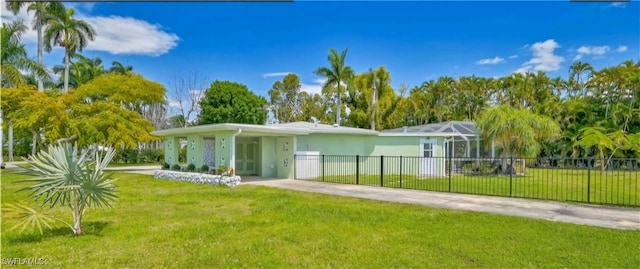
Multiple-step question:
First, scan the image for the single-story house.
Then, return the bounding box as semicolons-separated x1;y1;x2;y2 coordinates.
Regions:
151;121;495;179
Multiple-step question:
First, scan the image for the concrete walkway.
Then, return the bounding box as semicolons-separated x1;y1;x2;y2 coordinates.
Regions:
246;179;640;230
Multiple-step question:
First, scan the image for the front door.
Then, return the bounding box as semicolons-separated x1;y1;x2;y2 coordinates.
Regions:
235;141;257;175
420;139;437;176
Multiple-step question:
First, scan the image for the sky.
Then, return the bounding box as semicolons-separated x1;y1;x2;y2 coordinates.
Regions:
1;0;638;109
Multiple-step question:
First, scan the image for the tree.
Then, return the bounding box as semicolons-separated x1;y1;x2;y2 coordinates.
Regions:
576;127;640;173
168;72;208;127
314;48;354;126
268;73;303;123
44;7;96;92
5;1;64;91
198;80;267;125
1;73;166;150
477;105;560;160
109;61;133;75
52;54;105;88
1;20;50;87
3;142;117;236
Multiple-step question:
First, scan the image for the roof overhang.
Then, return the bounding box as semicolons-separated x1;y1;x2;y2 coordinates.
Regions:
151;123;311;137
378;132;479;137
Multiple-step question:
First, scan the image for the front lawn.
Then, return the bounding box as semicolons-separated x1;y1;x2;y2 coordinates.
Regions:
1;169;639;268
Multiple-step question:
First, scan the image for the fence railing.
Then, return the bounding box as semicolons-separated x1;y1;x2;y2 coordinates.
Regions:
293;155;640;207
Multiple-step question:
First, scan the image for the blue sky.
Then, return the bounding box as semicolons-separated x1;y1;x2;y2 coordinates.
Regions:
2;0;638;104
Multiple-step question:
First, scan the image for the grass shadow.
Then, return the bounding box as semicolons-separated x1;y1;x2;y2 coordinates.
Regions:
5;221;111;244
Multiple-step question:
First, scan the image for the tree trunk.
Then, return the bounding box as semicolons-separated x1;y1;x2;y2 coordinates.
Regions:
336;89;341;126
371;86;377;130
72;210;83;236
31;129;38;155
8;122;13;162
64;48;70;92
36;19;44;92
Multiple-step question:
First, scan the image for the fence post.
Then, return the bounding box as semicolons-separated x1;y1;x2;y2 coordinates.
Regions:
399;156;403;188
509;156;513;197
380;155;384;187
322;154;325;182
587;157;592;203
356;155;360;185
448;153;453;192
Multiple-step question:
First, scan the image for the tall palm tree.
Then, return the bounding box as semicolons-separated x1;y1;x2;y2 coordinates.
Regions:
367;66;391;130
44;7;96;92
1;21;49;87
5;1;64;91
314;48;354;126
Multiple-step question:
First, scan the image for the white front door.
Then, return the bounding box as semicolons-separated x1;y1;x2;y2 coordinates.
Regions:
420;139;437;176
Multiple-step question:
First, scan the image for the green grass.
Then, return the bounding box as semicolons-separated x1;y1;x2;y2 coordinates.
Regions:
311;168;640;207
2;169;640;268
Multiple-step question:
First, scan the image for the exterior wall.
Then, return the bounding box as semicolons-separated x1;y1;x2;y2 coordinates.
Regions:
164;137;180;165
276;136;296;179
296;134;370;155
294;134;446;178
186;135;204;167
260;137;278;178
215;131;234;171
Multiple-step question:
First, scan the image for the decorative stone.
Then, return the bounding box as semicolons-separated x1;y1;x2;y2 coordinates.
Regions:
153;170;241;187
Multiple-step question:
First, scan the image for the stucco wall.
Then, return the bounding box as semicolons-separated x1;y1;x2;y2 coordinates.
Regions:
260;137;278;178
164;137;180;165
276;136;296;179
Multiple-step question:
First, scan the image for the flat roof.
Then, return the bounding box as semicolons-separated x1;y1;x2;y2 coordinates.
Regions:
151;121;379;136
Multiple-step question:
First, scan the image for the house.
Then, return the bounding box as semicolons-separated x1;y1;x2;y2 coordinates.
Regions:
151;120;492;179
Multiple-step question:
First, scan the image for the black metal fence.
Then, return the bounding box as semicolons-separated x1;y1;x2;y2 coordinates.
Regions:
293;154;640;207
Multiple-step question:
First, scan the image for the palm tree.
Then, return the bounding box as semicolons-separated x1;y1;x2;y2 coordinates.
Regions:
5;1;65;91
53;54;105;88
1;21;49;87
44;7;96;92
109;61;133;74
568;61;594;97
367;66;391;130
314;48;354;126
4;143;117;236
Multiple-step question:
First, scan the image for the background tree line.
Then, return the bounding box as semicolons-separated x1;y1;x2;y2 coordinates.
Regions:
2;1;638;163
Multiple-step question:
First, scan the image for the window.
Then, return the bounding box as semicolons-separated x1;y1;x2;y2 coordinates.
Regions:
423;143;433;157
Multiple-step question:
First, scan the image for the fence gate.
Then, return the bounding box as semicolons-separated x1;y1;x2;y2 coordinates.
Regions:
295;151;320;179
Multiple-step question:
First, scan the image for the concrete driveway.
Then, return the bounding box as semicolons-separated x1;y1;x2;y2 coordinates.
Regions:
246;179;640;230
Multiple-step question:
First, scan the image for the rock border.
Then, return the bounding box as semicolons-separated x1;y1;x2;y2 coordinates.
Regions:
153;170;241;187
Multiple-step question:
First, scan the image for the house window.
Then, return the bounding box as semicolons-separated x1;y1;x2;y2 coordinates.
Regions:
423;143;433;157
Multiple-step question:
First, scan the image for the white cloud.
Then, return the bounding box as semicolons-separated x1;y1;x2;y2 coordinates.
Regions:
476;56;505;65
516;39;564;73
300;83;323;95
80;15;178;56
610;3;626;8
509;54;518;59
0;0;179;56
301;77;327;95
314;78;327;84
617;45;628;52
574;45;611;60
262;72;293;78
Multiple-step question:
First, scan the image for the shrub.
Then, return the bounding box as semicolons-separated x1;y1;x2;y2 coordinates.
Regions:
200;164;209;173
187;163;196;172
162;162;170;170
216;164;227;175
171;164;182;171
